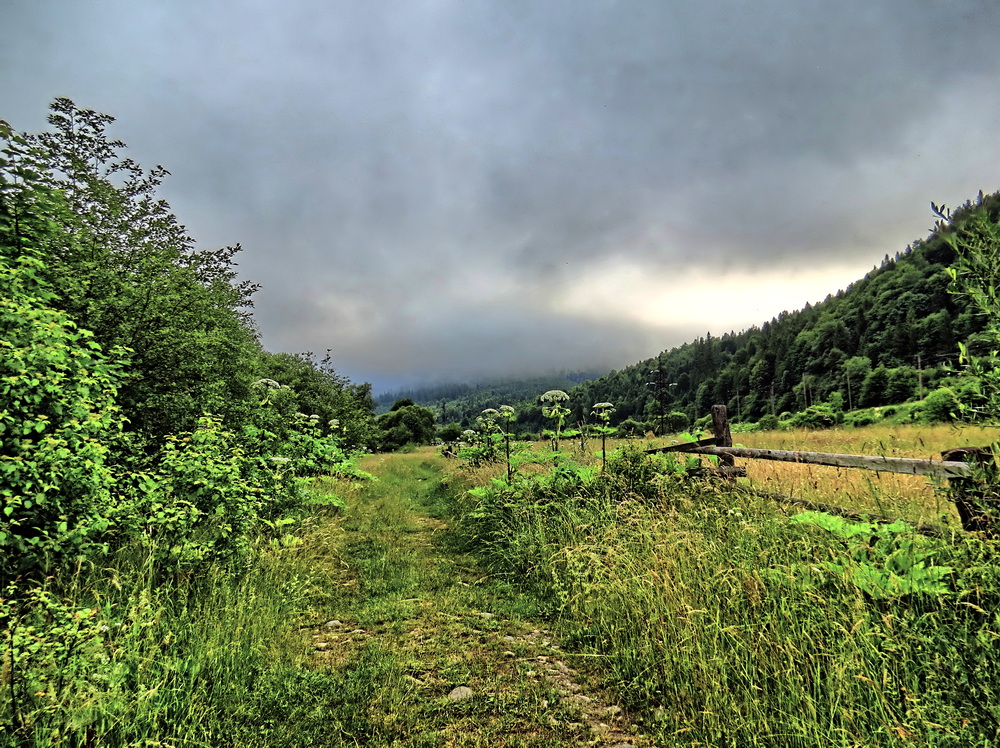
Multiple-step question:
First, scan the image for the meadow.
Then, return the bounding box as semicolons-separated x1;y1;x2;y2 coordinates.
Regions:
5;423;998;747
445;422;1000;747
711;422;1000;526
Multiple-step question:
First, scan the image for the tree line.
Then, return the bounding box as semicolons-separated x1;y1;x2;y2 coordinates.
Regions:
0;99;383;582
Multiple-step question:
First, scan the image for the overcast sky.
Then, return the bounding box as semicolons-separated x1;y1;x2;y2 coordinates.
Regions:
3;1;999;392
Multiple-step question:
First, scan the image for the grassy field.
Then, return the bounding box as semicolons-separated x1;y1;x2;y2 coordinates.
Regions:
7;424;996;746
223;452;652;747
734;422;1000;524
517;422;1000;527
444;424;1000;747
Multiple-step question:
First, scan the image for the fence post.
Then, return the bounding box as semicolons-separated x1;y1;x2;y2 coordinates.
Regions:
941;446;996;535
711;405;735;473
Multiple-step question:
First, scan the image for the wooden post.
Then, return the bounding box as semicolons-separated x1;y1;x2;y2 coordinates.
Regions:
711;405;735;473
941;447;996;535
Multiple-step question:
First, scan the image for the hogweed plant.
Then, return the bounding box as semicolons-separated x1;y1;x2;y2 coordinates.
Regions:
477;409;503;464
498;405;517;480
539;389;571;452
591;402;616;471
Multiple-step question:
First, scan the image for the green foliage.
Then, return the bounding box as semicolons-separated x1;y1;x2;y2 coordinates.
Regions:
788;512;953;598
452;453;1000;746
789;403;839;429
616;417;648;437
921;386;962;422
375;400;436;451
860;364;892;407
938;192;1000;421
756;413;781;431
255;351;376;450
1;582;110;739
844;408;879;427
0;253;124;578
0;101;380;746
664;410;690;433
1;98;260;440
455;406;521;478
539;389;571;450
117;416;277;568
437;422;463;445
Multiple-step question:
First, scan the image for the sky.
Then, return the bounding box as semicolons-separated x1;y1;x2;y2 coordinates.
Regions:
2;0;999;393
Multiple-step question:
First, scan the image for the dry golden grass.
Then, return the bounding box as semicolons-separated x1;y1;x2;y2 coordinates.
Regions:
478;423;1000;528
654;422;1000;526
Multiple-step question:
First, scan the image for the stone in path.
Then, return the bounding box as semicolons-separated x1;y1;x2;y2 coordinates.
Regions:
447;686;474;701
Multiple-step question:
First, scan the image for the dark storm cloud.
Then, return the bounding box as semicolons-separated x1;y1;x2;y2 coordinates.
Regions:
2;0;1000;390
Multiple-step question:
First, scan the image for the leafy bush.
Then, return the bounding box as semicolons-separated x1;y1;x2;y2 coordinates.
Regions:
616;417;647;437
0;254;124;578
844;408;878;427
756;413;780;431
116;416;275;568
789;403;839;429
375;400;436;451
920;386;962;422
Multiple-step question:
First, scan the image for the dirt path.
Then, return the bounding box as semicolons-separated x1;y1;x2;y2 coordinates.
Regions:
299;453;651;747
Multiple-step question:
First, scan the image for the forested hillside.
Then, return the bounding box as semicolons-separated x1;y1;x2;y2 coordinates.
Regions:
407;192;997;436
568;198;992;430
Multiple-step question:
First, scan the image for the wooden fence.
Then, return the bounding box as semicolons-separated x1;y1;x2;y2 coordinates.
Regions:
645;405;995;535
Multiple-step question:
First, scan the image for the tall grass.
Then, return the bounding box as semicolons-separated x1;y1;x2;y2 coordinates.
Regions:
451;445;1000;747
1;526;336;746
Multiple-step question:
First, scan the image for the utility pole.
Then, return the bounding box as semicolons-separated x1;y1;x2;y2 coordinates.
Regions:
647;366;666;436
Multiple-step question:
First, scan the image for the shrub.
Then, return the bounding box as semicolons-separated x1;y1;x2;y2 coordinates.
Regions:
789;404;838;429
921;387;962;423
756;413;780;431
0;254;124;578
665;410;690;433
616;418;647;438
844;409;878;428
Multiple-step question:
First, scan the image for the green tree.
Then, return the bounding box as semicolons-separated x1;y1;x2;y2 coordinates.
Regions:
256;351;375;449
843;356;872;411
438;423;463;447
860;366;891;408
1;99;260;440
375;400;436;451
885;366;918;403
938;192;1000;420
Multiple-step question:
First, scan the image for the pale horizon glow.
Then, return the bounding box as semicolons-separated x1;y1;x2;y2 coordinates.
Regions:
556;261;870;334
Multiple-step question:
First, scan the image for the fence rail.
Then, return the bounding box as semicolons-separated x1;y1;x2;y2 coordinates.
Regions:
651;443;972;479
644;405;994;534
